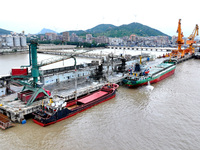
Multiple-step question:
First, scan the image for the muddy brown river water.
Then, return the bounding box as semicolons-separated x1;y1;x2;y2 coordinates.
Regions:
0;52;200;150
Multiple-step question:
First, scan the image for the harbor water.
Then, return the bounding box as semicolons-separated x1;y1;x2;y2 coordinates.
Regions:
0;50;200;150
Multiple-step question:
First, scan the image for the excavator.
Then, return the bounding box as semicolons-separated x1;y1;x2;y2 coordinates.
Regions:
185;24;199;55
170;19;185;58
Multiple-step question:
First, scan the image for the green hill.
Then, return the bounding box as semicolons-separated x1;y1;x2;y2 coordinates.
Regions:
103;22;168;37
0;28;12;35
63;22;169;38
68;30;87;37
86;24;117;34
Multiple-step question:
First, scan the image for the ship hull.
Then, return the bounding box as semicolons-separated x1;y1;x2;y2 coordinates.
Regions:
123;65;176;87
33;84;118;127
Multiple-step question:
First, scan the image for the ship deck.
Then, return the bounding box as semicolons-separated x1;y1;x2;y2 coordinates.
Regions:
148;63;173;75
78;91;108;104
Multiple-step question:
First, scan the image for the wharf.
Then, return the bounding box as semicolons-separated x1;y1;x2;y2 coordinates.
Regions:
194;52;200;59
0;74;125;123
176;54;193;64
0;74;12;97
0;52;194;124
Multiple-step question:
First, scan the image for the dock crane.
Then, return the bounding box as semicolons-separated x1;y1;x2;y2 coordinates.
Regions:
171;19;185;58
186;24;199;54
11;40;91;106
177;19;185;52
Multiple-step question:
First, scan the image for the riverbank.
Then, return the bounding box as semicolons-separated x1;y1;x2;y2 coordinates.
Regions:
0;48;28;55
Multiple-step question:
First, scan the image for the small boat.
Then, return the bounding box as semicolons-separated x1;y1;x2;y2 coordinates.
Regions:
32;83;119;127
123;59;177;87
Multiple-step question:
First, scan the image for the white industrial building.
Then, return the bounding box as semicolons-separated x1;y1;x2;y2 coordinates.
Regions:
40;69;91;85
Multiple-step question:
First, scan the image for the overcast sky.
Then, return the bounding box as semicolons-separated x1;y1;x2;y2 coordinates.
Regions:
1;0;199;37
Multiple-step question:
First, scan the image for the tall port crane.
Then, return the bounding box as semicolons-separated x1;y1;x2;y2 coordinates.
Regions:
11;40;91;106
171;19;185;58
177;19;185;52
186;24;199;54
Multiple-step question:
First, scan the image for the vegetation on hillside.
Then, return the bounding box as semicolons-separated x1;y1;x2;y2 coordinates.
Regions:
1;22;169;38
0;28;12;35
63;22;169;38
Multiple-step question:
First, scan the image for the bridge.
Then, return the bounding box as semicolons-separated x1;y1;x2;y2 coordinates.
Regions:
37;49;108;59
38;45;76;50
108;46;174;52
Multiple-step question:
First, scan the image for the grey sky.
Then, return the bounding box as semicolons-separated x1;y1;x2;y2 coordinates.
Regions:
1;0;199;37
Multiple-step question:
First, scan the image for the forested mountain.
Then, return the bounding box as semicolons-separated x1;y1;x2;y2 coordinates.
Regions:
63;22;169;37
0;28;12;35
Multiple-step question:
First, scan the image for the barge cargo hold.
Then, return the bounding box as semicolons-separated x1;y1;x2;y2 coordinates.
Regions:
123;59;177;87
32;83;119;127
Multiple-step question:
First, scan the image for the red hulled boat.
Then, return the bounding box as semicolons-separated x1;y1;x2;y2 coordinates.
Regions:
32;83;119;127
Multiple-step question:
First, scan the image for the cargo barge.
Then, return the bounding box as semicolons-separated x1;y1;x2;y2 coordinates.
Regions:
32;83;119;126
123;59;177;87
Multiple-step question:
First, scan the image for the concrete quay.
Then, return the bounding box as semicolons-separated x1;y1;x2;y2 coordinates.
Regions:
194;52;200;59
176;54;193;64
0;51;194;124
0;73;126;123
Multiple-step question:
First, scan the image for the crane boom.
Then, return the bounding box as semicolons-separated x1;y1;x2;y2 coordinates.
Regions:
188;24;199;40
11;40;94;106
170;19;185;58
170;19;198;58
38;49;92;67
186;24;199;54
176;19;184;51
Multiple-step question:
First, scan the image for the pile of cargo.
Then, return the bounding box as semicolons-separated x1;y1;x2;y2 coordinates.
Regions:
0;113;15;130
